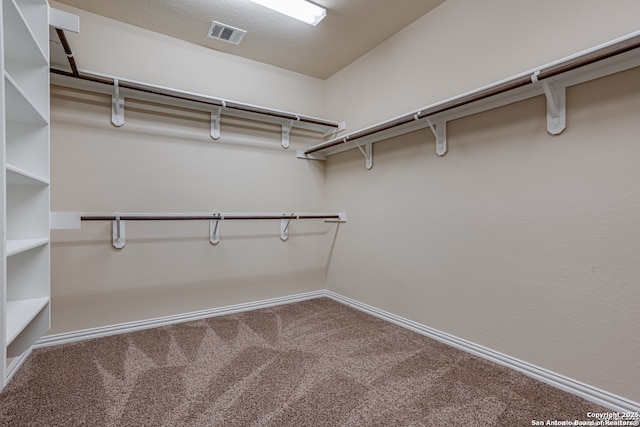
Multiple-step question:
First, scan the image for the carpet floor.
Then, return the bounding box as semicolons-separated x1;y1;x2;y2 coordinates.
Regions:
1;297;608;426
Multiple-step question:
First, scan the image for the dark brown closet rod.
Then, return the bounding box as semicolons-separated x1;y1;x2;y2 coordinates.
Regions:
304;32;640;155
50;67;340;129
81;214;341;221
54;28;79;77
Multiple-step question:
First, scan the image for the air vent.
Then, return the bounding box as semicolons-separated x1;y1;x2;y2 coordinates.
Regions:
207;21;247;45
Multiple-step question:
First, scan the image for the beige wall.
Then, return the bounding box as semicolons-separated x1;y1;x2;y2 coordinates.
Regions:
47;3;335;334
50;86;336;333
326;0;640;131
324;68;640;401
48;0;640;404
323;0;640;403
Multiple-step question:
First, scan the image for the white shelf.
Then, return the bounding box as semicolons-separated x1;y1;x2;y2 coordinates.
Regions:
4;72;48;125
6;163;49;185
1;0;47;65
6;238;49;257
5;297;49;346
1;0;51;389
5;121;49;180
302;30;640;160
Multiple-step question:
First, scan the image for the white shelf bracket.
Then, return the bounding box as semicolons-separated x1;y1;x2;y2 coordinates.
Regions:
364;143;372;169
324;212;347;223
354;140;373;170
280;216;293;241
112;213;126;249
209;217;220;245
282;119;294;149
50;212;81;229
323;121;347;137
427;117;447;156
541;78;566;135
49;8;80;32
111;79;125;127
210;107;221;140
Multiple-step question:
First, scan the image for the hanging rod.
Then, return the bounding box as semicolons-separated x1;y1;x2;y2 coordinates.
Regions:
51;211;347;248
302;29;640;158
79;213;344;221
54;28;78;77
49;29;344;140
50;68;342;131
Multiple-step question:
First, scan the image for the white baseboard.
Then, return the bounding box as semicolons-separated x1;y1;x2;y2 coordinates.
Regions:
324;291;640;414
5;347;34;385
33;289;639;413
35;290;326;347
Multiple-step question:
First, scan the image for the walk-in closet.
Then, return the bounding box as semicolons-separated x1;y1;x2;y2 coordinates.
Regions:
1;1;639;424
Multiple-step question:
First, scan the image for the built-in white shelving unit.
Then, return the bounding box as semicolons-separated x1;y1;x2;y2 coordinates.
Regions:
1;0;51;390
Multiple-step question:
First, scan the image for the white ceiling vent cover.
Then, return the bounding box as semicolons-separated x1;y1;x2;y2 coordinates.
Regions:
207;21;247;45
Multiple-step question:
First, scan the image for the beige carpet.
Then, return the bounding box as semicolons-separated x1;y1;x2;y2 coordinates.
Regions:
1;298;608;426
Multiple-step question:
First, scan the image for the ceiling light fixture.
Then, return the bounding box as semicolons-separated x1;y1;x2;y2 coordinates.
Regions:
249;0;326;26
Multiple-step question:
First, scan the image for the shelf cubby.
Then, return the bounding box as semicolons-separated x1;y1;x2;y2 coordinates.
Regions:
4;72;48;125
6;302;49;358
4;59;49;118
6;238;49;257
2;0;48;66
6;297;49;346
5;120;49;179
6;183;49;240
6;163;49;185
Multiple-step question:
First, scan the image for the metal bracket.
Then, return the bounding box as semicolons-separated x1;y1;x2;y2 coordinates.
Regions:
354;140;373;170
112;213;125;249
282;119;293;149
280;216;293;241
111;79;125;127
540;79;566;135
427;117;447;156
209;217;220;245
210;107;221;140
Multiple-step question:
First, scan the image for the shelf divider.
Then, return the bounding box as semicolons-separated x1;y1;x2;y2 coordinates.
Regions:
5;297;50;346
6;163;50;186
4;72;48;125
6;238;49;257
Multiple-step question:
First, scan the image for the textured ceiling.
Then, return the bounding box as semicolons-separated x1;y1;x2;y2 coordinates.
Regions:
52;0;446;79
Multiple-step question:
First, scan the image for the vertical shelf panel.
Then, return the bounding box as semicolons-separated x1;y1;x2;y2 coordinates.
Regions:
0;0;7;390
